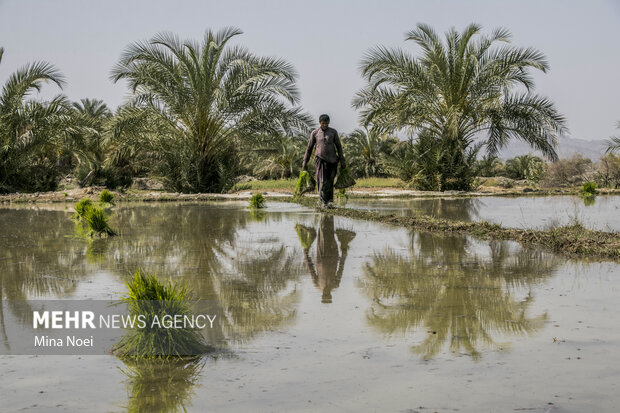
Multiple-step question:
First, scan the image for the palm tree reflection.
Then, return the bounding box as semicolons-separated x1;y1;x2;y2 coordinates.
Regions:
360;232;560;360
296;215;355;303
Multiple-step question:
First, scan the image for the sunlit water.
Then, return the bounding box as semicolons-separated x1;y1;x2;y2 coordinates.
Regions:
346;195;620;231
1;201;619;412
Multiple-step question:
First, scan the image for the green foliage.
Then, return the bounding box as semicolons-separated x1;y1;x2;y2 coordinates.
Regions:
112;269;211;358
353;23;566;191
249;135;307;180
249;193;266;209
605;121;620;154
0;47;75;193
99;189;114;203
341;128;397;178
405;131;480;191
110;28;311;193
294;171;315;197
336;188;348;206
84;206;116;236
504;155;544;180
474;155;505;177
582;182;597;197
74;197;93;217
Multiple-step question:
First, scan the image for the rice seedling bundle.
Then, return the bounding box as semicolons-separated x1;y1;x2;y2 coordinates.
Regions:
334;167;356;189
294;171;316;197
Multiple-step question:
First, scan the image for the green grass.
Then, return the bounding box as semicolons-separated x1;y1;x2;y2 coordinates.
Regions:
99;189;115;203
231;177;404;191
342;177;404;188
112;269;211;359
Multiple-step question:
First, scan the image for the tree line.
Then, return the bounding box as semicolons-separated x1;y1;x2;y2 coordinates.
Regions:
2;24;618;194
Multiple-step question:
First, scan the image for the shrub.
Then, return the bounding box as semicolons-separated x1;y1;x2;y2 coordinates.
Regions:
594;154;620;188
541;155;592;188
249;193;266;209
99;189;114;203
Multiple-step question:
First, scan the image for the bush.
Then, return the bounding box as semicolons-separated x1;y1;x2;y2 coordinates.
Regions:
541;155;592;188
594;154;620;188
99;189;115;203
249;193;266;209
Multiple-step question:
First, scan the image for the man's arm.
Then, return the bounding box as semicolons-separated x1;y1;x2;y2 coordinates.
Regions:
302;131;316;170
334;131;346;168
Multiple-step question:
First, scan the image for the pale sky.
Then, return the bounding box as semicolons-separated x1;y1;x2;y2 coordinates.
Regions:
1;0;619;140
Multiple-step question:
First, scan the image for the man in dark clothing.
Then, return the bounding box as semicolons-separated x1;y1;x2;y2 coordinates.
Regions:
302;114;346;207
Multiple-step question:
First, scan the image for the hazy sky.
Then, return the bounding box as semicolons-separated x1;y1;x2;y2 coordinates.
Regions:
1;0;619;140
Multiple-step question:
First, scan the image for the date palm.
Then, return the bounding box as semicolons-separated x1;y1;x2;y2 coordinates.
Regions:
353;23;567;190
342;127;396;178
605;121;620;154
111;27;311;193
0;47;72;192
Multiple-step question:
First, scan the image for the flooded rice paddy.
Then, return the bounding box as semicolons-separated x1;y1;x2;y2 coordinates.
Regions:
346;195;620;231
1;200;619;412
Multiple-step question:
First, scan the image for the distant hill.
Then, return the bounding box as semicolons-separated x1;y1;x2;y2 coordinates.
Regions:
494;137;608;160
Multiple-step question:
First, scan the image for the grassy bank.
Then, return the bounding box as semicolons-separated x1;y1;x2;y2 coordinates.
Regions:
293;197;620;261
233;177;405;191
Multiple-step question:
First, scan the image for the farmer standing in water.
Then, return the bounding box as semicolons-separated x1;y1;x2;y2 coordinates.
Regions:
302;114;346;208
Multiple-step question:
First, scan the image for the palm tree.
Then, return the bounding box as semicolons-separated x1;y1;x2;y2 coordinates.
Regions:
605;121;620;154
353;23;567;191
342;127;397;178
67;98;112;184
111;28;311;193
252;134;306;179
504;154;543;180
0;47;72;192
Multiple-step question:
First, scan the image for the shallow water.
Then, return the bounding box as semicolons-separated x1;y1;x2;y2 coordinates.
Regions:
345;195;620;231
1;201;619;412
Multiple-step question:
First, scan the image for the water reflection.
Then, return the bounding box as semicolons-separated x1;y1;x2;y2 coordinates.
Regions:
0;204;306;348
347;197;483;221
296;215;356;303
120;358;204;412
360;232;560;360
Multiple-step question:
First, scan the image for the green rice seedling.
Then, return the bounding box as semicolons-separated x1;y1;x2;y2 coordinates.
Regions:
249;193;266;209
99;189;115;204
294;171;315;197
84;206;116;236
582;182;597;197
334;167;356;189
112;269;211;359
74;197;93;218
336;188;348;206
